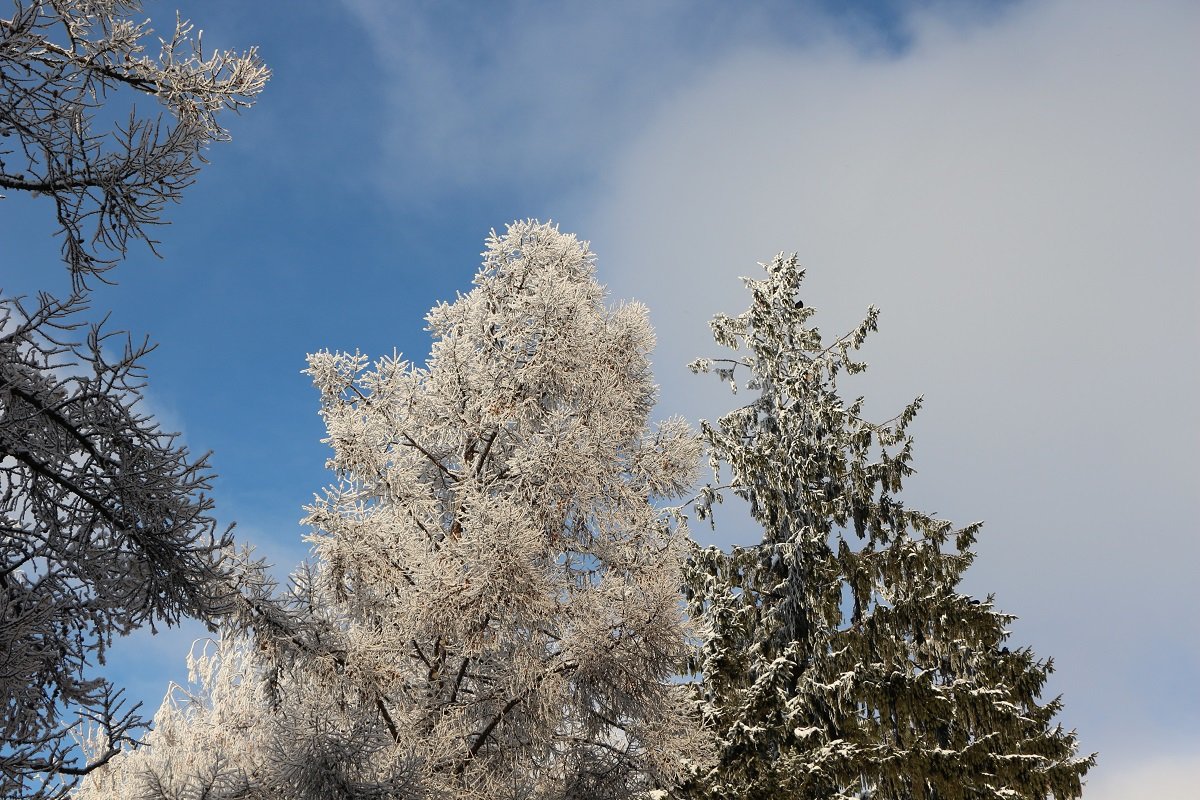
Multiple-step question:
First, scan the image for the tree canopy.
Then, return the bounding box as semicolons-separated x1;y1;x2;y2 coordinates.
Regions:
69;235;1094;800
75;222;710;799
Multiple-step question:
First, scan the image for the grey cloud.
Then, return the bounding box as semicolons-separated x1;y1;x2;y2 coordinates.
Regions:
582;0;1199;773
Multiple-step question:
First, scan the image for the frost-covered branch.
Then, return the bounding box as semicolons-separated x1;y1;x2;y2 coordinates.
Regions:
0;0;269;287
0;292;253;799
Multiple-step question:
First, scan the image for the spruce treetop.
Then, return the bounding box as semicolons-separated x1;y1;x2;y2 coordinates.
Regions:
683;254;1093;800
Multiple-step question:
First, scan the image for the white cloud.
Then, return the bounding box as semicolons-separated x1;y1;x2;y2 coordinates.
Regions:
581;0;1199;761
338;0;860;198
1083;751;1200;800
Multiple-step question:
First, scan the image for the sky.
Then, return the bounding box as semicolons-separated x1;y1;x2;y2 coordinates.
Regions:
2;0;1197;795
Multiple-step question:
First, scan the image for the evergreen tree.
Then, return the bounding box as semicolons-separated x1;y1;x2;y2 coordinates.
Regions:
680;255;1093;800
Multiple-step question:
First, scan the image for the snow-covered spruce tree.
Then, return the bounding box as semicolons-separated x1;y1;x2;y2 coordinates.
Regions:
679;255;1093;800
77;222;710;800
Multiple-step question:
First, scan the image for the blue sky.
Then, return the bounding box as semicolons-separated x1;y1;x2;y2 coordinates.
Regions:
2;1;1196;795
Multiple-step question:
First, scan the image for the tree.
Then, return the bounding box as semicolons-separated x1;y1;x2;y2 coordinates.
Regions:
66;633;273;800
680;255;1094;799
1;3;268;796
75;221;711;799
1;0;269;287
0;293;267;799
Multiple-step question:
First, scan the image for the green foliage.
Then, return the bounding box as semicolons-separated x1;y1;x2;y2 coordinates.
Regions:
680;255;1093;800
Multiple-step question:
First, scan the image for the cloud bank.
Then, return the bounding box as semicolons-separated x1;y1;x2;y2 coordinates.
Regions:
583;0;1199;787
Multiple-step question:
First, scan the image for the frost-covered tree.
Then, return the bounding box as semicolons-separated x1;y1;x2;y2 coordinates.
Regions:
1;5;268;795
76;222;711;799
0;293;269;800
680;255;1094;799
1;0;268;286
69;632;275;800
